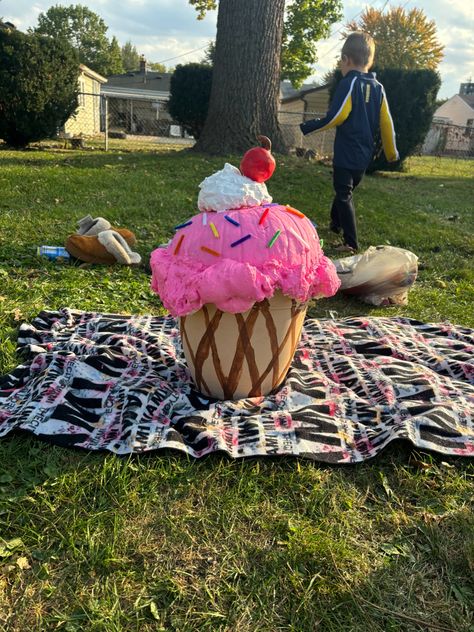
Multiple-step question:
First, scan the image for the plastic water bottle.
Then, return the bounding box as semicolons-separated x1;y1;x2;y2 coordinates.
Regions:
37;246;71;261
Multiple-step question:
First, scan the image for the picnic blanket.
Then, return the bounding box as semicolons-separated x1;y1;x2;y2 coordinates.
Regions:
0;309;473;463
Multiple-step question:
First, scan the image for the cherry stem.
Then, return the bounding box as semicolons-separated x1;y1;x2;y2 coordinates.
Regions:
257;135;272;152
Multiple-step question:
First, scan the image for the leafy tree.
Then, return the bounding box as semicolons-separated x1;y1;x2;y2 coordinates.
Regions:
188;0;343;154
148;62;167;73
189;0;217;20
168;63;213;139
194;2;343;88
347;6;444;71
281;0;342;88
34;4;123;76
121;40;140;72
330;67;441;171
201;40;216;65
189;0;286;154
108;36;124;75
0;28;79;147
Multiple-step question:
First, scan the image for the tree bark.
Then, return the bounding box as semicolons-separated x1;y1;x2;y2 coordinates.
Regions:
194;0;287;155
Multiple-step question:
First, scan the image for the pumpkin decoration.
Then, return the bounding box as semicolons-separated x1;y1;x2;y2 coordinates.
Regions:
240;135;276;183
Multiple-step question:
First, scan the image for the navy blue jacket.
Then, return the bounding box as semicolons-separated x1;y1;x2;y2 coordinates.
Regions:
300;70;399;171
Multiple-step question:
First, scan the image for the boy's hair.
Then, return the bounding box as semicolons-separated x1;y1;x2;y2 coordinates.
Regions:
341;31;375;67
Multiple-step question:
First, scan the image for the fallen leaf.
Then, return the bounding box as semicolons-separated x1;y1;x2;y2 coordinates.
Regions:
149;601;161;621
16;556;30;570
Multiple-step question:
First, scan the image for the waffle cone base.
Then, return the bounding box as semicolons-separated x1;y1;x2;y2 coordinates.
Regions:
180;291;307;400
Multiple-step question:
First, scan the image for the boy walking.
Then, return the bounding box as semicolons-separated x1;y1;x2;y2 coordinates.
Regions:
300;32;399;252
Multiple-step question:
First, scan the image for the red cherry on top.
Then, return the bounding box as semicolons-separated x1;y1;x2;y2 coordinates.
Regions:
240;135;276;183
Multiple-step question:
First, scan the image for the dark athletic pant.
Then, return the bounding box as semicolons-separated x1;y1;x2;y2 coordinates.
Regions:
330;166;365;250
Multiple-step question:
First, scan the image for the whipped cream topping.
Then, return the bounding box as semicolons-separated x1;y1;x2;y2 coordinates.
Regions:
197;163;272;212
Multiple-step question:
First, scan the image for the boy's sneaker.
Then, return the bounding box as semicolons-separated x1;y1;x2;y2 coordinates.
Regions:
334;243;357;253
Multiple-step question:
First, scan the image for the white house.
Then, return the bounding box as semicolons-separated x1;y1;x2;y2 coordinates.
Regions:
423;84;474;155
433;93;474;128
64;64;107;137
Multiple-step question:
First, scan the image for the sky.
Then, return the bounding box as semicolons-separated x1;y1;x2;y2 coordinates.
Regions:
2;0;473;98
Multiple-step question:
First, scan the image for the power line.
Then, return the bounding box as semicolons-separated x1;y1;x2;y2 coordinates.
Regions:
155;44;208;65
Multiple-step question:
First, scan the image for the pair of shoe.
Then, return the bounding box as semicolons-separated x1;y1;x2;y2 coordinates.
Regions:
65;215;141;265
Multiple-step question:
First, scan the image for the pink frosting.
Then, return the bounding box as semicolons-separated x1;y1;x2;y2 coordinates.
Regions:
150;204;340;316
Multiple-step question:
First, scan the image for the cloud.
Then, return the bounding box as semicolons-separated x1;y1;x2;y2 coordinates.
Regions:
2;0;217;65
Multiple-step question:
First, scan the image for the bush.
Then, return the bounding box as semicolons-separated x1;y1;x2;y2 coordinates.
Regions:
330;68;441;172
0;29;79;147
168;63;213;140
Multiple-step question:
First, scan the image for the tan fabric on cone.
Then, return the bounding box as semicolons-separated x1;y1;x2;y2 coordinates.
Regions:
180;291;307;400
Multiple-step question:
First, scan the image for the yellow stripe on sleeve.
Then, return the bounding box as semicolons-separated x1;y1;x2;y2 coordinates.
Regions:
316;94;353;132
315;75;357;132
380;93;399;162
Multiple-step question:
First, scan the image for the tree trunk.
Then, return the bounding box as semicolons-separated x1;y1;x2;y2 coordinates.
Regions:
194;0;287;155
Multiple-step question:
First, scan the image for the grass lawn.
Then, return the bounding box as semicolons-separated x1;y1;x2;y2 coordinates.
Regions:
0;146;473;631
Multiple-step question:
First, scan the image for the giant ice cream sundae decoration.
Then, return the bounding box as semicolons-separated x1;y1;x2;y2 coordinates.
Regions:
150;136;340;400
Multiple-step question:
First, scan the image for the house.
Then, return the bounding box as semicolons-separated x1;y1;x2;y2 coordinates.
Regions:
63;64;107;137
102;57;174;136
279;81;333;154
423;84;474;155
432;91;474;128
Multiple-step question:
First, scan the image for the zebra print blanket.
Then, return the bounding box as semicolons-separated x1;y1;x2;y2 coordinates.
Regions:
0;309;473;463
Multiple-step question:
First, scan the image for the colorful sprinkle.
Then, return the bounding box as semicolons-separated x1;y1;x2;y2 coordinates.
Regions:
201;246;220;257
224;215;240;227
209;222;219;238
174;220;192;230
231;234;252;248
263;203;279;207
288;227;310;249
267;230;281;248
312;221;318;228
174;234;184;255
259;208;270;225
320;239;324;248
202;212;207;226
285;206;305;218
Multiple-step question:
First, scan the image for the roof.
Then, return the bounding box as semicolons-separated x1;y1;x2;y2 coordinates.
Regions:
459;93;474;109
79;64;107;84
280;80;330;103
106;71;172;94
101;85;170;100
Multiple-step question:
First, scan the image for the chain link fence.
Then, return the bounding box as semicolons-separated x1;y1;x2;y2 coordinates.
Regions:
60;92;194;151
279;111;334;159
37;92;474;160
422;122;474;158
60;94;336;157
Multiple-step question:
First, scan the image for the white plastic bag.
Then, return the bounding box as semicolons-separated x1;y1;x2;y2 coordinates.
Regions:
334;245;418;306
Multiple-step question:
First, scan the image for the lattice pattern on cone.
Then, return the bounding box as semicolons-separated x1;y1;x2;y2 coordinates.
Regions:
180;291;307;400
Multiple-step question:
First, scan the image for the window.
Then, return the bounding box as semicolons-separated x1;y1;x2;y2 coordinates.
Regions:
78;79;86;106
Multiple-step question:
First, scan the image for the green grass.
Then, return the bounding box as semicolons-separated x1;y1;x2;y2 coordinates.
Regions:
0;147;473;631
